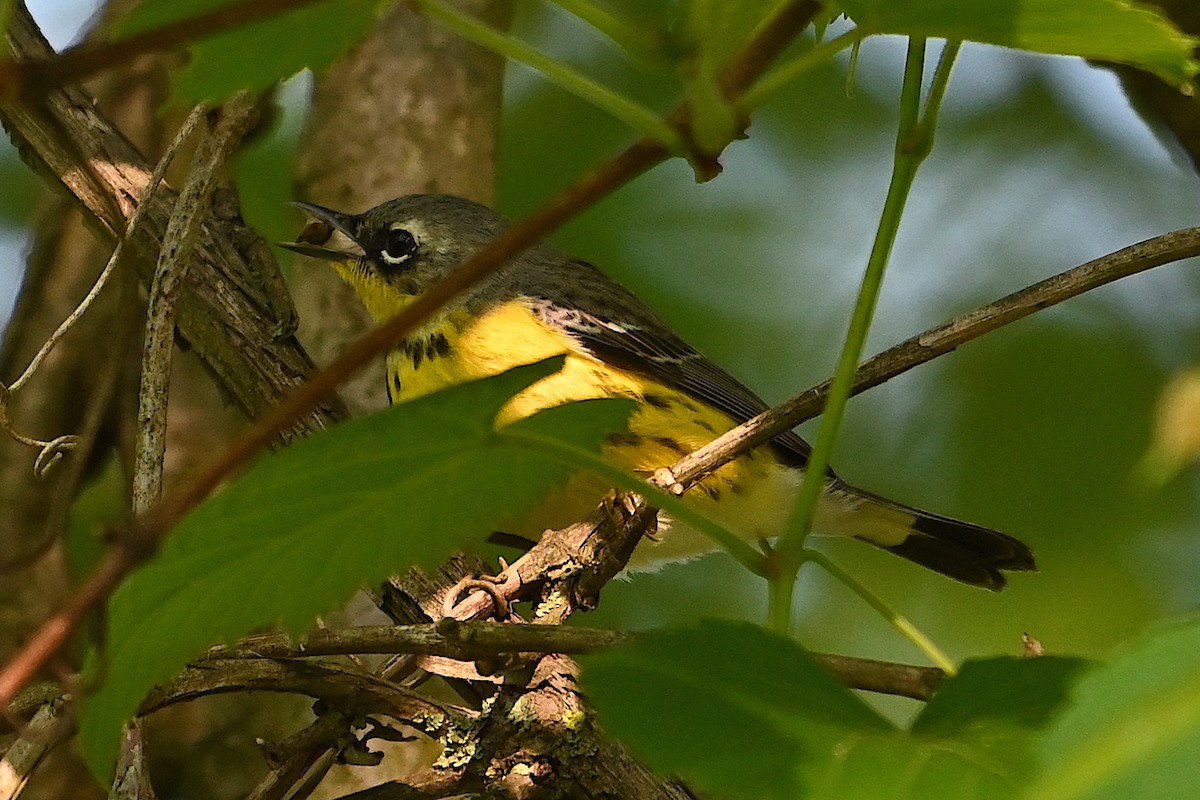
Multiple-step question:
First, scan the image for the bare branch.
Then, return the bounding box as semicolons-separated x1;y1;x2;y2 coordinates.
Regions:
208;621;947;700
0;697;72;800
0;103;205;480
139;659;464;734
132;93;258;513
664;225;1200;490
812;653;945;701
1;3;339;432
0;0;327;100
108;720;156;800
209;620;635;661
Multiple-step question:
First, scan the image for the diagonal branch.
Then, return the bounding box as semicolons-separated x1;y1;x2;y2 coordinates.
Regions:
663;225;1200;490
0;0;328;99
205;620;948;700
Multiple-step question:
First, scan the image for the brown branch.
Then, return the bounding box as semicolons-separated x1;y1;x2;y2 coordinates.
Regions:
665;225;1200;489
0;0;327;100
0;696;73;800
139;659;463;730
207;621;947;700
109;720;156;800
132;94;258;513
812;653;945;701
209;620;636;661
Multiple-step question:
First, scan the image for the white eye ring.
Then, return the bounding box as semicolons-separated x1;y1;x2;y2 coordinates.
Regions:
381;226;419;266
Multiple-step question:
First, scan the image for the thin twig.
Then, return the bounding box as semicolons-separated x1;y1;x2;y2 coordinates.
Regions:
0;0;327;100
0;103;207;478
131;92;258;513
203;622;947;700
663;225;1200;490
208;621;635;661
139;659;464;733
3;4;336;432
0;697;72;800
243;715;345;800
813;653;944;701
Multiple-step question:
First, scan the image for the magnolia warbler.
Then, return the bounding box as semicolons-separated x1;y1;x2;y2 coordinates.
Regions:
281;195;1035;589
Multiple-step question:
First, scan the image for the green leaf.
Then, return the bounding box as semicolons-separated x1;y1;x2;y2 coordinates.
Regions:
806;732;1022;800
805;656;1093;800
581;620;891;800
0;141;39;226
839;0;1199;88
78;358;635;780
914;656;1091;736
583;622;1092;799
66;457;127;586
679;0;777;71
1024;616;1200;799
116;0;382;104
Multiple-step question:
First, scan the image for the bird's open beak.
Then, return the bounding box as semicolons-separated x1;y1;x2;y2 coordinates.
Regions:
277;202;364;261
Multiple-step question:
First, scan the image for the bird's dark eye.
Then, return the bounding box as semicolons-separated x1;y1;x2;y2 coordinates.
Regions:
381;227;418;266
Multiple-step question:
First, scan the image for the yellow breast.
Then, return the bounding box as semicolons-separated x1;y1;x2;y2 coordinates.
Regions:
384;300;791;565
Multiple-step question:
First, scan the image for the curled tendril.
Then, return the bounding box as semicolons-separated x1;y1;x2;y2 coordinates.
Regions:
442;576;512;621
33;435;80;479
1;380;80;479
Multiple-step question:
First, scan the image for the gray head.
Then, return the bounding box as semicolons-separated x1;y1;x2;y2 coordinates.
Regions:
280;194;540;321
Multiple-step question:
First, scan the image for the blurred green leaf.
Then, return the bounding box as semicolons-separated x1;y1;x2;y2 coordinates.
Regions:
66;456;127;586
233;85;301;246
548;0;673;66
839;0;1198;87
806;732;1022;800
1025;616;1200;799
78;358;635;781
1135;368;1200;489
582;620;891;800
914;656;1091;735
117;0;381;104
0;142;39;226
0;0;14;44
679;0;776;71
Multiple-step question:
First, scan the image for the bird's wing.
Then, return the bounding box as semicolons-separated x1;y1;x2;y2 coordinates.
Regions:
523;263;814;468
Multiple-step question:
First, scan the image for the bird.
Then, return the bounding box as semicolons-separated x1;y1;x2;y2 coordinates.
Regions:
280;194;1035;589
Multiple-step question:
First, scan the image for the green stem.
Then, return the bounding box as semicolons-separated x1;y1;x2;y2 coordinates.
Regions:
504;430;768;575
765;38;961;634
740;28;861;110
548;0;666;65
803;550;957;675
415;0;681;152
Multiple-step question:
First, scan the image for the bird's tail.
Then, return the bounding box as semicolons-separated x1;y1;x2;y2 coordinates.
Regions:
822;480;1036;591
